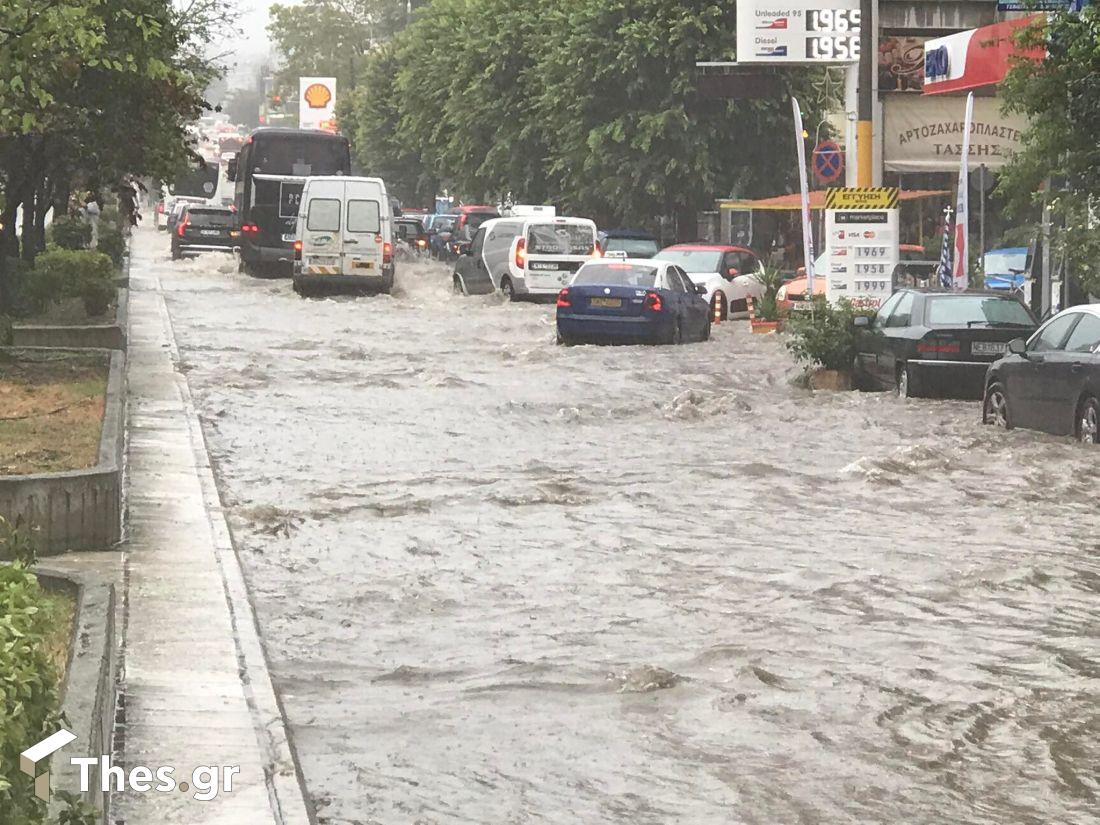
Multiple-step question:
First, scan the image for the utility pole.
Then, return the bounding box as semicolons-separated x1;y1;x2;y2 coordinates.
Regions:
857;0;874;186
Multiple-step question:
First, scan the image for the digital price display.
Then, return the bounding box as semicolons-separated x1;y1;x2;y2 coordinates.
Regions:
737;0;862;64
824;199;900;312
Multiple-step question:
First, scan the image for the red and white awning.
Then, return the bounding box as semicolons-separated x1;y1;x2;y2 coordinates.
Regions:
923;16;1045;95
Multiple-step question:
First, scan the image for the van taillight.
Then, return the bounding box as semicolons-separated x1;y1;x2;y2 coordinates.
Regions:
157;203;165;214
383;242;393;264
515;237;526;270
556;289;571;308
293;239;302;261
644;291;663;312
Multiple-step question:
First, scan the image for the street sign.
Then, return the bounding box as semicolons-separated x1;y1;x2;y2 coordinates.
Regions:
736;0;862;64
824;207;900;311
825;187;900;209
813;140;844;183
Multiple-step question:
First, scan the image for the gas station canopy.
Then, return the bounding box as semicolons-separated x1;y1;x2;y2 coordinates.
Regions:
718;190;948;211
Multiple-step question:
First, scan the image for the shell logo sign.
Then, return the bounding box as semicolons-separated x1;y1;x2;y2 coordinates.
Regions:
303;82;332;109
299;76;337;132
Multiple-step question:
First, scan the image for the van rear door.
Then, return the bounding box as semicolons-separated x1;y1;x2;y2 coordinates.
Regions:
523;219;598;293
301;179;345;275
343;179;385;276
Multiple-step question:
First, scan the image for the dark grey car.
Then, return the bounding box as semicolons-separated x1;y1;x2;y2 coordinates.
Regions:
983;305;1100;443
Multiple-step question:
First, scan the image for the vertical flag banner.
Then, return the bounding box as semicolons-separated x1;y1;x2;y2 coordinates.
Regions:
791;98;815;296
951;92;974;289
938;205;954;289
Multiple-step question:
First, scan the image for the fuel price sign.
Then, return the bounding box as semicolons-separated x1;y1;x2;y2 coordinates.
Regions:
824;189;900;311
737;0;862;64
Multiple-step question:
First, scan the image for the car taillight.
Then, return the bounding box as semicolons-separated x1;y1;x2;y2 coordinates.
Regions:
917;341;961;354
417;238;427;248
157;203;165;214
515;237;526;269
591;248;602;259
383;242;393;264
556;289;571;308
293;239;302;261
644;291;663;312
176;216;189;237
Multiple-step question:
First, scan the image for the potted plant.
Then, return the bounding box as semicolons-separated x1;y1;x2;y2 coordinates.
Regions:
749;266;784;333
785;297;871;390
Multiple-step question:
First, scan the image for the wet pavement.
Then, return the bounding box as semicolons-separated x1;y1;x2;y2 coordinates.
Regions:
145;228;1100;824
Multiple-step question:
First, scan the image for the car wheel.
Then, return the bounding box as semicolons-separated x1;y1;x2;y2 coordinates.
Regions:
669;320;683;345
556;331;572;346
1076;395;1099;444
701;317;711;342
500;277;516;301
710;294;727;321
896;364;921;398
452;275;466;295
982;382;1012;430
171;245;181;261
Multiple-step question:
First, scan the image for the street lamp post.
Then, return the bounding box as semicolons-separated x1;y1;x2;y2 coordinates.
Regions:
857;0;874;186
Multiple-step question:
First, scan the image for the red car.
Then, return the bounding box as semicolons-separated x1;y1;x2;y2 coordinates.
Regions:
451;205;499;246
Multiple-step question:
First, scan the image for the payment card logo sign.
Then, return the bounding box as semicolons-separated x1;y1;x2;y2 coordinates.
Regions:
21;729;77;801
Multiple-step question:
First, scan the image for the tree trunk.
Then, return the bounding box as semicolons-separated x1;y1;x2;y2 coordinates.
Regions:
674;202;697;243
20;189;35;262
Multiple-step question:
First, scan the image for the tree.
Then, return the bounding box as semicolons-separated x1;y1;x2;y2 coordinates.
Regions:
341;0;834;237
1000;9;1100;296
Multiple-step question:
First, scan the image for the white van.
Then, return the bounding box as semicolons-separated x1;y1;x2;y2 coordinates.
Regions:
294;176;394;294
452;215;598;300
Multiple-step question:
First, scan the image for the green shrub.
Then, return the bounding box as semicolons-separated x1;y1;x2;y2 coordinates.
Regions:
25;249;115;317
754;266;785;322
97;207;122;231
786;297;871;372
0;519;60;824
48;216;92;251
4;257;38;319
95;226;126;267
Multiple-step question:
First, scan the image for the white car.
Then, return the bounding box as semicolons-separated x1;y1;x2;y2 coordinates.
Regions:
654;244;765;320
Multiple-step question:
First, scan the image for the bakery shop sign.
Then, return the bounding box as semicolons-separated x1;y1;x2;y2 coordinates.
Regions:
883;95;1027;172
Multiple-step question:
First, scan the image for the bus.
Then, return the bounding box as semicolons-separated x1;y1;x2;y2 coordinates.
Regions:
228;128;351;275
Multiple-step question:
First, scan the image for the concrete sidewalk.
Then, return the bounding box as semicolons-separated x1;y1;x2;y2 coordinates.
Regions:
115;229;311;824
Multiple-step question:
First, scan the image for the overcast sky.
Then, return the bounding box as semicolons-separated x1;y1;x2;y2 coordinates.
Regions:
219;0;294;83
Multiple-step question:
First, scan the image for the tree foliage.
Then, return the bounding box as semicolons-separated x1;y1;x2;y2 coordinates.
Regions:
0;0;224;312
1000;9;1100;295
338;0;833;235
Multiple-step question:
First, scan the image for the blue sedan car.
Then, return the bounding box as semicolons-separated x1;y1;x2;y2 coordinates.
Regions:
556;258;711;345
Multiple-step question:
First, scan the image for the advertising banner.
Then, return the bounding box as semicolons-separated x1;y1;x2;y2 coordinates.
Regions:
883;95;1026;172
299;77;337;132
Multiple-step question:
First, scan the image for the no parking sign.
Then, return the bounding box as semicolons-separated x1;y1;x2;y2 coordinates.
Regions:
813;140;844;184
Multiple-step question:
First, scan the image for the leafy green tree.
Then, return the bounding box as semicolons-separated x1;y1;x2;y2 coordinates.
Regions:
1000;10;1100;296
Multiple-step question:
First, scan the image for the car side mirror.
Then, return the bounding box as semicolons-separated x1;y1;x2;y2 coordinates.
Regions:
853;315;871;328
695;283;707;295
1008;338;1027;356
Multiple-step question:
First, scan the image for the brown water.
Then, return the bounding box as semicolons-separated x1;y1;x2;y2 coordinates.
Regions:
140;229;1100;825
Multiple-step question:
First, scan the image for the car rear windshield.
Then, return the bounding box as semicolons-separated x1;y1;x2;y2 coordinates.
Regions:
573;263;657;288
655;249;721;272
527;224;595;255
925;296;1035;328
465;212;495;232
605;238;659;257
186;209;234;227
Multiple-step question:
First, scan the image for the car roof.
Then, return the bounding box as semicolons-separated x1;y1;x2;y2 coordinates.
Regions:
661;243;752;253
1055;303;1100;317
600;229;657;239
582;257;663;267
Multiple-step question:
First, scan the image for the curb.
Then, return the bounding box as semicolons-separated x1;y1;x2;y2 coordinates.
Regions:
156;280;315;824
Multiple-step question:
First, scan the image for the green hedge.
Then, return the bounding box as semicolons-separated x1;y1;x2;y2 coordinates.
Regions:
0;520;62;824
786;297;872;373
95;227;126;267
24;250;115;317
47;217;92;251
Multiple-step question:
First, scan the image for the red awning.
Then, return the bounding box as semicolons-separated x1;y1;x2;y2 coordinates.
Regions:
719;190;948;211
923;16;1045;96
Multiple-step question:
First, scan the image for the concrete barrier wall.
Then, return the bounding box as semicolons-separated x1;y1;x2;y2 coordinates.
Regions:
0;350;126;554
11;289;129;351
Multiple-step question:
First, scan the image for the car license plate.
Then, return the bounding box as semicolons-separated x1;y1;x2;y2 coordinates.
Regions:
200;229;220;236
590;297;621;308
529;262;560;271
352;260;375;270
972;341;1008;355
282;233;295;242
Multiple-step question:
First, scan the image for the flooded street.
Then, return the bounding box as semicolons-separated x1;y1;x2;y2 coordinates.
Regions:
138;229;1099;824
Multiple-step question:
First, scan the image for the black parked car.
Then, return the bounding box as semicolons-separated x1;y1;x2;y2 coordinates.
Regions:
170;206;237;260
982;305;1100;443
854;288;1038;398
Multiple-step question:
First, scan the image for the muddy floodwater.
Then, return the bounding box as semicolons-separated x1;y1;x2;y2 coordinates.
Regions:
139;230;1099;825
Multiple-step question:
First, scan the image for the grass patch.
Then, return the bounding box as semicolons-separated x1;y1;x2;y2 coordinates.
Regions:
39;586;77;686
0;351;108;475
